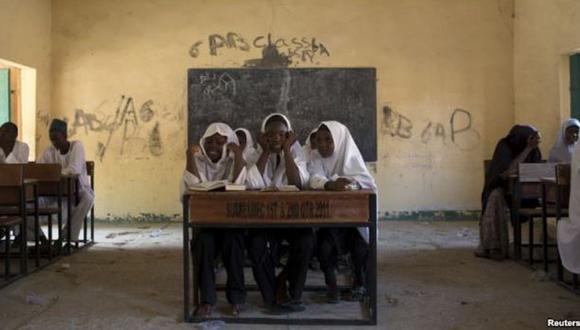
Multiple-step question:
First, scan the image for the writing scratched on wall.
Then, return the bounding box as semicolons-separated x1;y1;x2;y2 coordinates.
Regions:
43;96;170;162
382;106;481;150
226;200;330;219
189;32;330;64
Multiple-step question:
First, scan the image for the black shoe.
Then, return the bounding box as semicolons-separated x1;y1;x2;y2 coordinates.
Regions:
348;286;367;302
326;289;339;304
265;302;303;315
282;300;306;312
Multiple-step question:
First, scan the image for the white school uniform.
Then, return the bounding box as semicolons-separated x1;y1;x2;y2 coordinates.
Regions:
245;113;309;189
234;128;259;166
558;140;580;273
0;140;29;164
548;118;580;163
180;123;247;197
36;141;94;240
302;129;318;163
307;121;377;242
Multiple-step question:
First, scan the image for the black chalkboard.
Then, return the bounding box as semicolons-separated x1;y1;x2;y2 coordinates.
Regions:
187;68;377;161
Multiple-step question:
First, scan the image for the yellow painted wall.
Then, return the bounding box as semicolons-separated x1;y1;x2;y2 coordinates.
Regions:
514;0;580;156
49;0;515;219
0;0;51;158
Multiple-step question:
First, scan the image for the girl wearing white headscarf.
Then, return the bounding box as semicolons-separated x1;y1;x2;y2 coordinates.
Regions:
247;113;309;189
246;113;314;314
308;120;376;303
180;122;247;317
302;128;319;162
557;140;580;273
548;119;580;163
234;127;259;166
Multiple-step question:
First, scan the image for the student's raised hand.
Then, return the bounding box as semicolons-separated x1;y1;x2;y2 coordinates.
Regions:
527;133;541;149
186;145;201;176
258;133;269;153
283;131;297;151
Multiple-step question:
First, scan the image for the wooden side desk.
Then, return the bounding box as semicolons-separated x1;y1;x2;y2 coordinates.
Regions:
182;190;378;326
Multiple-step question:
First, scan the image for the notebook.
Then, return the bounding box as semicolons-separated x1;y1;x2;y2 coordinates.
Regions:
189;180;248;191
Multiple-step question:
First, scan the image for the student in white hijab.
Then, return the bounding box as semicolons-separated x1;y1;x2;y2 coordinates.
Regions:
0;122;29;164
308;121;377;303
180;122;247;317
548;118;580;163
246;113;309;189
246;113;313;315
302;129;319;162
35;119;94;246
557;139;580;274
234;127;259;166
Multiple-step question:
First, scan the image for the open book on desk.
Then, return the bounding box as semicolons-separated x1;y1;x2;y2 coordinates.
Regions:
188;180;247;191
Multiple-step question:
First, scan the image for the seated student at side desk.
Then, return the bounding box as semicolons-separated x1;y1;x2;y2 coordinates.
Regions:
308;121;376;303
476;125;542;261
558;137;580;274
29;119;94;245
548;118;580;163
180;123;247;317
246;113;313;314
0;122;29;164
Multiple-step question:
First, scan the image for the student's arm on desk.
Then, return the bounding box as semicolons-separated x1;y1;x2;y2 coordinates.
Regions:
245;165;266;189
307;157;329;190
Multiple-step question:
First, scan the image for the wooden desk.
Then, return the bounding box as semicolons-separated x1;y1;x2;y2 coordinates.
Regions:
510;164;556;263
182;190;378;326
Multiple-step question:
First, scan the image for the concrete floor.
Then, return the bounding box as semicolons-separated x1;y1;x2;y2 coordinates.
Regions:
0;221;579;330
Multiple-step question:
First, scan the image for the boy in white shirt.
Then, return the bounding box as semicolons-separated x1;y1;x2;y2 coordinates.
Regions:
0;122;29;164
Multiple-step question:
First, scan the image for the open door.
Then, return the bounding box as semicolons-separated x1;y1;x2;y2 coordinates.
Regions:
0;68;9;124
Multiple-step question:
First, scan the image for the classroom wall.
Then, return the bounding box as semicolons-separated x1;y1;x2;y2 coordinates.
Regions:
514;0;580;155
49;0;515;220
0;0;52;159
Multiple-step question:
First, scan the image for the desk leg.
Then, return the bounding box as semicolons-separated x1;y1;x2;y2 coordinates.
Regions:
57;188;63;255
369;194;378;325
20;190;28;275
67;178;73;255
511;202;521;261
75;180;80;249
34;185;40;268
541;185;548;272
90;205;95;242
183;196;191;322
556;189;563;282
83;215;88;244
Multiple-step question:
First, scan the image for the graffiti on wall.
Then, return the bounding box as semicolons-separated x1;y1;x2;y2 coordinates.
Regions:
38;96;175;162
77;96;163;161
189;32;330;65
381;105;481;150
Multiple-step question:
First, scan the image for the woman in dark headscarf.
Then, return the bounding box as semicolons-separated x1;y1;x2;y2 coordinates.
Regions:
476;125;542;260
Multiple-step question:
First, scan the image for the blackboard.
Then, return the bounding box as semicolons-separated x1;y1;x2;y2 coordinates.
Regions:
187;68;377;161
